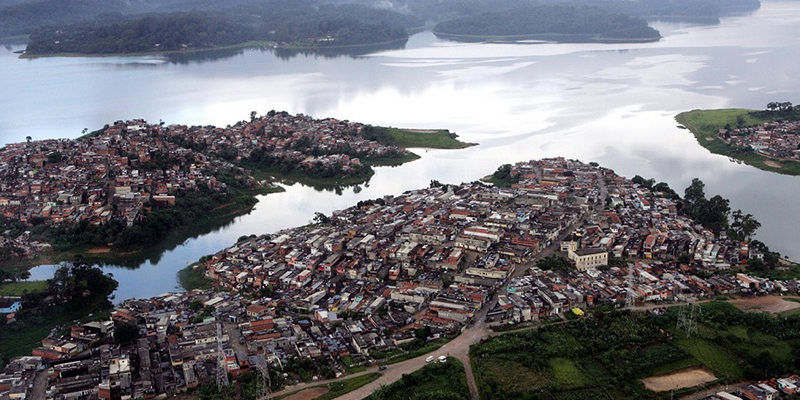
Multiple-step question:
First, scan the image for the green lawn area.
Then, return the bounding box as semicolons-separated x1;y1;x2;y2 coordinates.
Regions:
0;280;48;296
314;372;381;400
384;128;474;149
778;306;800;317
364;151;421;167
646;357;703;376
550;358;588;390
476;357;551;394
675;337;744;380
365;358;469;400
177;263;214;291
675;109;800;175
340;355;366;374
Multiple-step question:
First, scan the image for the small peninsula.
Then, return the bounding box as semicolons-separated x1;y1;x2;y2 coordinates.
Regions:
0;111;469;266
676;102;800;175
432;6;661;43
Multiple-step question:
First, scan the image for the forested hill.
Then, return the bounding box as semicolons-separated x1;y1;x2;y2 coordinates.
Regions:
320;0;759;24
24;2;422;55
432;6;661;41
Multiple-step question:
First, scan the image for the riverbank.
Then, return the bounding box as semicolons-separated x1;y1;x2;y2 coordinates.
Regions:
432;31;661;43
676;109;800;176
18;36;412;59
242;127;471;188
2;184;284;271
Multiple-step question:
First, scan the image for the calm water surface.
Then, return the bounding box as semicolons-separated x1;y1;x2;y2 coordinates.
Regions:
3;1;799;301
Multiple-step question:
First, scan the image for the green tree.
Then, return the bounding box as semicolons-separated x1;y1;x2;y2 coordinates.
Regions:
114;322;139;346
683;178;705;216
729;210;761;241
536;255;571;271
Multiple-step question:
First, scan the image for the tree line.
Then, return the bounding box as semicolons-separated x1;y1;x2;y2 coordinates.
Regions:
433;5;661;40
24;1;421;55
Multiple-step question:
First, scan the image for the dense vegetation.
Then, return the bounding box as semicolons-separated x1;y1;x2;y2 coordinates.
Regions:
365;359;470;400
0;258;117;367
24;1;421;55
433;6;661;41
471;305;800;400
488;164;520;187
335;0;760;22
24;179;257;254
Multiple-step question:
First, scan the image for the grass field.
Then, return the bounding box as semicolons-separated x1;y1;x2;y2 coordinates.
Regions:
675;109;800;175
384;128;474;149
0;280;48;296
177;263;214;291
340;355;366;374
646;358;703;376
550;358;588;390
365;359;469;400
675;337;744;380
480;358;551;393
313;372;381;400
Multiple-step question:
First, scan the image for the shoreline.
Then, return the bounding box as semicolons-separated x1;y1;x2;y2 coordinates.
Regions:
18;36;411;59
3;185;284;271
431;31;661;43
675;109;800;176
2;128;471;272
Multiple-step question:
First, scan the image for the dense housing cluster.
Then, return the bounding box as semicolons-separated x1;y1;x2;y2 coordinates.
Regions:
2;158;798;399
720;120;800;160
0;111;411;260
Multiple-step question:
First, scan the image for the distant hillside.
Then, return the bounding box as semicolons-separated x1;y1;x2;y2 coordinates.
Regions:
24;2;422;55
324;0;760;24
433;5;661;42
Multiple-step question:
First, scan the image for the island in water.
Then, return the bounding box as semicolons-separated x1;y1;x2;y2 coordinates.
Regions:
433;5;662;43
0;111;471;267
676;102;800;176
1;157;798;399
21;2;422;57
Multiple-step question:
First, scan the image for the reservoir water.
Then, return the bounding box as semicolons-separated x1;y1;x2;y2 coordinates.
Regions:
2;1;799;301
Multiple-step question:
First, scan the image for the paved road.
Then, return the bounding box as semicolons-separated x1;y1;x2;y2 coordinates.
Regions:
28;368;48;400
269;173;611;400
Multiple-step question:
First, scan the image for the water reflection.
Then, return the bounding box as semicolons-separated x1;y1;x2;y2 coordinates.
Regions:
272;38;408;60
155;38;410;65
2;1;800;302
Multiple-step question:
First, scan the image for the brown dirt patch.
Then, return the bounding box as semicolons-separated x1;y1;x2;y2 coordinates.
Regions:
282;387;330;400
403;129;438;134
728;295;800;314
764;160;783;168
641;367;717;392
87;247;111;254
705;137;716;141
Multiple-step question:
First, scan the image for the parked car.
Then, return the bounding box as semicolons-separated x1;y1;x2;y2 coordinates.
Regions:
379;365;387;371
438;355;447;363
425;356;434;363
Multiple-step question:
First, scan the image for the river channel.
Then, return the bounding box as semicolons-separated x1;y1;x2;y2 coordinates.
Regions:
1;1;799;301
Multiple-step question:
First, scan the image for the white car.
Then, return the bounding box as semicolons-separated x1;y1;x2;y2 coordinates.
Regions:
425;356;434;363
438;355;447;363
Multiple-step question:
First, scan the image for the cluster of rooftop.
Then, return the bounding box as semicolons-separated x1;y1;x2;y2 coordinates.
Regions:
701;376;800;400
0;111;417;261
166;110;412;179
720;120;800;160
3;157;799;400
